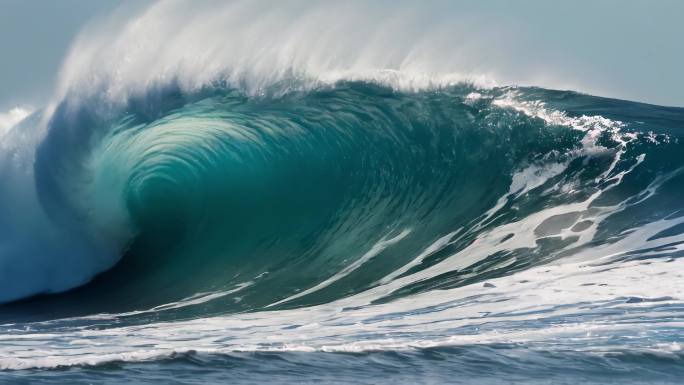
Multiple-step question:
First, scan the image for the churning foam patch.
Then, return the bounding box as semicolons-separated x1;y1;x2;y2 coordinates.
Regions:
2;256;682;370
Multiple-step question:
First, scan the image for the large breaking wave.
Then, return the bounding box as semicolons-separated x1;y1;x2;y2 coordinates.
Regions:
1;1;684;379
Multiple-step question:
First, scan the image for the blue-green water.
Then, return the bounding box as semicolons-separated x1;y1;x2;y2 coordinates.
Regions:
1;80;684;383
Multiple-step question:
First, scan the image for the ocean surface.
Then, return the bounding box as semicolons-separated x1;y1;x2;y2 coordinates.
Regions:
2;2;684;384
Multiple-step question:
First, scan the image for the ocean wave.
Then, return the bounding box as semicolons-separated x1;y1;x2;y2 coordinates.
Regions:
1;1;684;379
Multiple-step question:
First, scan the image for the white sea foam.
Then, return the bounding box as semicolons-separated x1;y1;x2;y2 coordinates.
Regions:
1;255;682;370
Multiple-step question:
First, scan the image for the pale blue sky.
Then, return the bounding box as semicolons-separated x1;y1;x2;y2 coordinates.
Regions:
1;0;682;109
0;0;120;109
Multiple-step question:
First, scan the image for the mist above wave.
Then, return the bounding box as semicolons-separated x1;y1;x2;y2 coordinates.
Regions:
54;0;552;106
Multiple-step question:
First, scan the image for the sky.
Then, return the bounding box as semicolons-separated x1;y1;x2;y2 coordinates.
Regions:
0;0;682;110
0;0;119;110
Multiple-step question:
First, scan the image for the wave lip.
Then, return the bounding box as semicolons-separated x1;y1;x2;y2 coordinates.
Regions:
55;0;507;106
0;107;32;137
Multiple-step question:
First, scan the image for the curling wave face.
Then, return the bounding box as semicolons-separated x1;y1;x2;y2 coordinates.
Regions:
1;80;683;312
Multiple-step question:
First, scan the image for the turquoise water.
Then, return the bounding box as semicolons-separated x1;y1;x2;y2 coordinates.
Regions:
1;81;684;383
